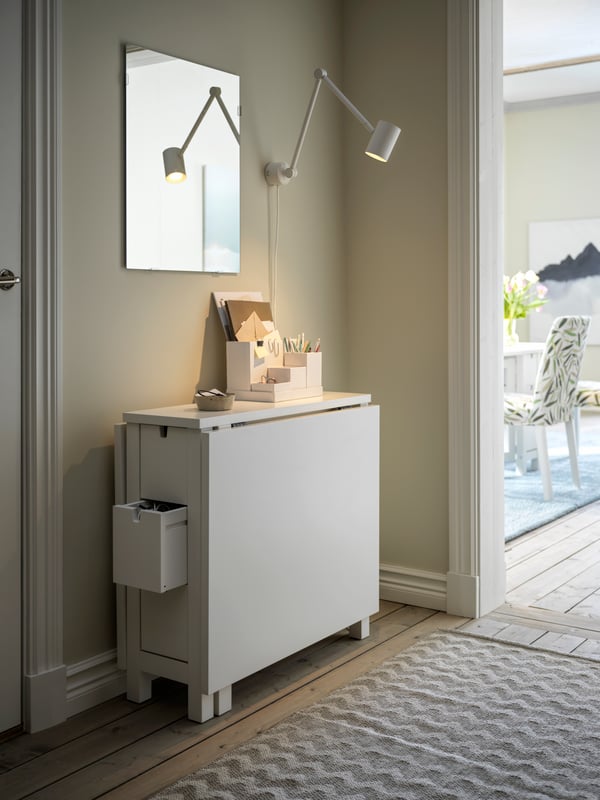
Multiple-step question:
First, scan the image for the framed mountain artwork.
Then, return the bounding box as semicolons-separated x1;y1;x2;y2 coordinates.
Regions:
528;218;600;345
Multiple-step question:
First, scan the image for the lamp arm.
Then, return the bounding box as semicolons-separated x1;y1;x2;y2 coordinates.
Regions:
289;69;374;173
180;87;239;153
180;91;216;153
320;72;374;134
288;72;324;173
213;91;241;144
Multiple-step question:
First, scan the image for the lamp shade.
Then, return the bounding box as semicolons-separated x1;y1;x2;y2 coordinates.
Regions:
365;120;401;162
163;147;187;183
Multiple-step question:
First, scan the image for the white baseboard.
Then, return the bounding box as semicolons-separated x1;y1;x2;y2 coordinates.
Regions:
24;665;67;733
379;564;447;611
66;650;126;718
446;571;480;618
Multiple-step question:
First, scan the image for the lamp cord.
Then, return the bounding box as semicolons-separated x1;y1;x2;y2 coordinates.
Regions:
268;185;280;326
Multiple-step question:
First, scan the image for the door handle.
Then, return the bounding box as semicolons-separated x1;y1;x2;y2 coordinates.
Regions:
0;268;21;290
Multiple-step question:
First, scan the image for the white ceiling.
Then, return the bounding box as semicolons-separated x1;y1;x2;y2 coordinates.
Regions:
503;0;600;105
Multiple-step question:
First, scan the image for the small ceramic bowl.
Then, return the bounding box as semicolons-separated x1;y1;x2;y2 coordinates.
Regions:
194;392;235;411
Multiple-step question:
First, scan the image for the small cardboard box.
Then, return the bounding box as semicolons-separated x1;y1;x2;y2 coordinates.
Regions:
267;366;307;388
113;502;187;593
245;383;324;402
284;352;322;388
226;340;283;392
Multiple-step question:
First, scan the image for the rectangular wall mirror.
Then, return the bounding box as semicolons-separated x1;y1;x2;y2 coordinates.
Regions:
125;45;240;273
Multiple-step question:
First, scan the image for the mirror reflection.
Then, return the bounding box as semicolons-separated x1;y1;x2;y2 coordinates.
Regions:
125;46;240;272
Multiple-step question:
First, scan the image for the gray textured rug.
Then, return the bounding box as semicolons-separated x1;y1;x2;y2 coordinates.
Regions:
151;630;600;799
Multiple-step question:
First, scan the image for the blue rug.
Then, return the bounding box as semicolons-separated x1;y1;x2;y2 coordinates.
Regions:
505;425;600;542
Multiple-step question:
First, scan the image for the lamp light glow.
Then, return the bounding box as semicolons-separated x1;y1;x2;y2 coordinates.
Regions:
265;68;400;186
162;86;240;183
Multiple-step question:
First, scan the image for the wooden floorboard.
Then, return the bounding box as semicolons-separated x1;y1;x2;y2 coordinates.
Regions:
535;560;600;614
568;587;600;618
0;687;176;774
460;486;600;666
459;606;600;657
505;494;600;611
496;602;600;636
0;604;467;800
508;540;600;607
505;522;600;595
504;508;600;569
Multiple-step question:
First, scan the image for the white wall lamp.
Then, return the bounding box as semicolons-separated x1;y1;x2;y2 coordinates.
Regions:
264;68;401;186
162;86;240;183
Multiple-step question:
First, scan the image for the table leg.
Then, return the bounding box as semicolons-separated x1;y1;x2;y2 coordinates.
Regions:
188;685;232;723
126;587;152;703
349;617;370;640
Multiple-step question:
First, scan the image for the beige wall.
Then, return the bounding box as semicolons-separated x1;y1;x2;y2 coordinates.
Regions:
62;0;347;664
344;0;449;573
61;0;450;667
504;99;600;377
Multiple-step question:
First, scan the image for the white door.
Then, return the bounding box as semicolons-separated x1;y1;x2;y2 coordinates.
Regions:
0;0;22;734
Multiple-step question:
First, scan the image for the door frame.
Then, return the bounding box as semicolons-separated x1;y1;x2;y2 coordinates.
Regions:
446;0;505;618
1;0;24;736
20;0;504;733
21;0;65;733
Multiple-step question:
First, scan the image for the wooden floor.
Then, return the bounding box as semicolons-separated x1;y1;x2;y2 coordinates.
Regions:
464;408;600;655
5;516;600;800
0;603;467;800
461;483;600;659
505;498;600;617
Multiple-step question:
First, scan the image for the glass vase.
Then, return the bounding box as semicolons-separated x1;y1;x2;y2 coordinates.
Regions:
503;317;519;346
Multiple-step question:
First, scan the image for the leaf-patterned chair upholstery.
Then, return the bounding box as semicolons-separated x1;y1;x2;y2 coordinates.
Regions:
504;315;591;501
572;380;600;447
575;380;600;408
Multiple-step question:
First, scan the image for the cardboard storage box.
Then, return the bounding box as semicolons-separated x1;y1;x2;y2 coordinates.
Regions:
113;501;187;593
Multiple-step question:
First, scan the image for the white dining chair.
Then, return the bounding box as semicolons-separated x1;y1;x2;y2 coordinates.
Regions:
504;315;591;501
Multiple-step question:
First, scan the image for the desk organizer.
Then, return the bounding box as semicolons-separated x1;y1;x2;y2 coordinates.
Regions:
226;341;322;402
113;501;187;593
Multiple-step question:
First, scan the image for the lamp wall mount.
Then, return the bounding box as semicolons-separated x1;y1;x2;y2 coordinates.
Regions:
264;68;400;187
